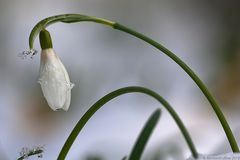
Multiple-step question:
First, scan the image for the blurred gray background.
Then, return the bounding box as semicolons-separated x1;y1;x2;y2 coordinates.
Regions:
0;0;240;159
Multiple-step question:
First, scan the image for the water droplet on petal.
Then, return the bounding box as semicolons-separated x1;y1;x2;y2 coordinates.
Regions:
38;78;48;86
70;82;75;89
37;79;42;85
66;82;74;90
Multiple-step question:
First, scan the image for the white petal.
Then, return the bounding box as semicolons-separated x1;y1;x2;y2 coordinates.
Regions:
62;83;74;111
38;48;73;111
57;53;74;111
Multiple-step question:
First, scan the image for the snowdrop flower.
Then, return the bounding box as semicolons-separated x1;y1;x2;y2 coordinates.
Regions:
38;29;74;111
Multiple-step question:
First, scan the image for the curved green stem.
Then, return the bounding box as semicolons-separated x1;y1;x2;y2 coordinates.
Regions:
29;14;114;49
113;23;240;152
57;86;197;159
29;14;239;153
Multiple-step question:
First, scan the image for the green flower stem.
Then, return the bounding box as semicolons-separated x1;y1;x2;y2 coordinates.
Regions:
91;16;236;152
113;23;240;152
57;86;197;159
29;14;239;153
29;14;114;49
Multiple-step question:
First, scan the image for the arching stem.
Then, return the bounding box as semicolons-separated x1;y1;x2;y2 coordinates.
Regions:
57;86;197;159
112;23;239;152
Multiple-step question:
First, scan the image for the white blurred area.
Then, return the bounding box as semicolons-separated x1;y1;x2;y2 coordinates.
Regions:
0;0;239;159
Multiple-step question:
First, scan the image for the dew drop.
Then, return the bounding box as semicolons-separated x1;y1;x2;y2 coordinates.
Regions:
66;82;74;90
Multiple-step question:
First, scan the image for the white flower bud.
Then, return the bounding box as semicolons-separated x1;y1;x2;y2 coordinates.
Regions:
38;48;74;111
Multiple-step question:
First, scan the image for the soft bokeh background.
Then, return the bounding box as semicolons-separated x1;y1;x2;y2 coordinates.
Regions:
0;0;240;159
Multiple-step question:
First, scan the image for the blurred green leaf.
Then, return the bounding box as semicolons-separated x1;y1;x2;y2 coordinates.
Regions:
128;109;161;160
84;155;104;160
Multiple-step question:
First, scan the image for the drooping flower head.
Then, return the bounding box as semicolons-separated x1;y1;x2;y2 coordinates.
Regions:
38;29;74;111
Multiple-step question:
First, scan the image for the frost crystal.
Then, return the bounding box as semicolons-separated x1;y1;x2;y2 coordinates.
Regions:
18;145;44;160
18;49;38;59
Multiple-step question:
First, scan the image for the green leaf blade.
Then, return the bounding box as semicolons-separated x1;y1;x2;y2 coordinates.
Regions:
128;109;161;160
